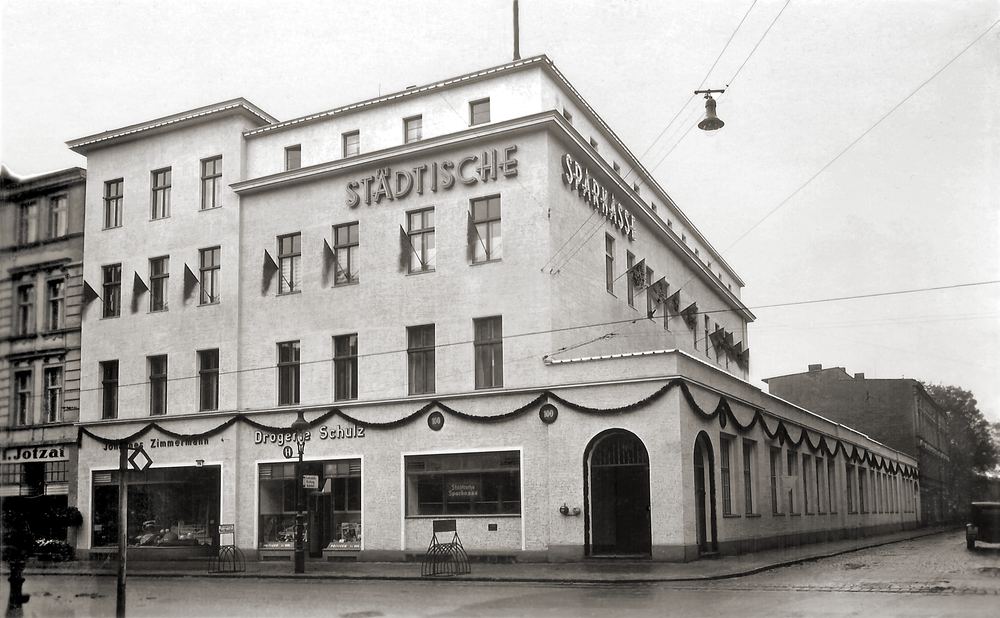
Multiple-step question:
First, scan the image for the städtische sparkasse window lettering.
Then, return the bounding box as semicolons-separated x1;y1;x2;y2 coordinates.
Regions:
405;451;520;517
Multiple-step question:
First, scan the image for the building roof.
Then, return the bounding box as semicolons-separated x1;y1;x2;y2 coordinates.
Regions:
66;98;277;154
1;164;87;199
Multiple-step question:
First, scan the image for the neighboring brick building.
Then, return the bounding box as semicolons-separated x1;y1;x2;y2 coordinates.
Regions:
0;165;87;543
765;364;950;523
66;55;918;564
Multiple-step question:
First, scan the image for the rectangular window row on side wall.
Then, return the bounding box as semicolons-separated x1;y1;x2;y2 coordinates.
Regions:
93;350;220;419
14;196;66;245
12;277;69;336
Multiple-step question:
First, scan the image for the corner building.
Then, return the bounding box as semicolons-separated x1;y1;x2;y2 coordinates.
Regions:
68;56;919;563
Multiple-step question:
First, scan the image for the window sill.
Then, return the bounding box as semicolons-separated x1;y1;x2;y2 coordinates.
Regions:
722;514;741;519
470;259;501;266
790;513;801;517
199;301;220;307
406;269;436;276
333;280;360;288
745;513;762;518
277;291;301;297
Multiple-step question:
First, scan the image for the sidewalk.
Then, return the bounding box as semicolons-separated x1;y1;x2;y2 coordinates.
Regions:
13;527;952;584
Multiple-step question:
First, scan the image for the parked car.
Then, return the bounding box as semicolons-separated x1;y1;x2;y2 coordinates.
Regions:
966;502;1000;549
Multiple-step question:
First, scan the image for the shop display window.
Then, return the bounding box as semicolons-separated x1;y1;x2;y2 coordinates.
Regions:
405;451;520;517
90;466;220;548
258;459;361;553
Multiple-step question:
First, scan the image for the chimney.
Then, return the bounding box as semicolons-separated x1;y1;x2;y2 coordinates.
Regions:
808;364;822;372
854;373;865;380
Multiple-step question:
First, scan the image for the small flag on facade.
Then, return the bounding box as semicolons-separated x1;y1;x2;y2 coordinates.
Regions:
184;264;200;301
262;250;278;295
681;302;698;329
130;271;149;314
322;239;336;287
667;290;681;314
82;281;100;308
399;225;413;272
629;259;647;292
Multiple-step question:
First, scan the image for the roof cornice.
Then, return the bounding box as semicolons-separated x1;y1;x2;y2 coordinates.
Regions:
67;98;277;154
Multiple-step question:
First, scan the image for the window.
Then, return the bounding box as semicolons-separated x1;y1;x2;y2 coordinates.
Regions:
201;156;222;210
198;349;220;412
407;325;435;395
342;131;360;158
474;316;503;389
590;137;599;150
101;360;119;419
102;264;121;318
151;168;171;219
16;284;34;336
285;145;301;171
770;447;781;514
828;458;837;513
46;279;65;331
743;439;755;515
258;459;361;549
149;355;167;416
405;451;520;516
404;116;423;143
149;256;169;312
18;202;39;245
277;341;300;405
605;235;615;295
720;436;733;516
278;234;301;294
626;252;635;307
333;223;359;285
562;108;573;124
334;334;358;401
104;180;123;229
613;162;621;175
786;451;797;514
645;266;656;318
845;463;855;513
802;454;811;513
407;209;435;273
48;195;68;238
470;98;491;125
1;464;23;486
815;456;825;513
45;461;67;484
44;367;62;423
14;371;32;426
858;468;867;513
200;247;220;305
471;196;501;263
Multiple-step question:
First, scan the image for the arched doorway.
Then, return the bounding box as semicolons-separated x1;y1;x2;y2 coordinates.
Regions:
585;430;651;557
693;432;718;555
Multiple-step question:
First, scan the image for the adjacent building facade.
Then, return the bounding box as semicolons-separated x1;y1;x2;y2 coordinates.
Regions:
765;364;951;523
66;55;919;563
1;165;87;543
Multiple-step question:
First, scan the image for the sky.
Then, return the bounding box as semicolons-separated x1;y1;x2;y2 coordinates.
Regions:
3;0;999;423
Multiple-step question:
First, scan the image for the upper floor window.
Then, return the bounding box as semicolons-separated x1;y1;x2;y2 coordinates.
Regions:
104;179;123;229
14;370;32;426
474;316;503;389
562;108;573;124
285;145;301;171
44;366;62;423
16;284;34;336
471;196;501;263
720;435;733;516
149;355;168;416
151;169;171;220
470;98;491;125
333;223;359;285
199;349;220;412
18;202;37;245
407;325;435;395
342;131;360;158
404;116;422;143
150;256;169;312
46;279;65;331
200;247;220;305
102;264;121;318
334;334;358;401
407;209;435;273
278;234;301;294
590;137;599;150
201;156;222;210
48;195;68;238
605;234;615;295
101;360;119;420
277;341;300;405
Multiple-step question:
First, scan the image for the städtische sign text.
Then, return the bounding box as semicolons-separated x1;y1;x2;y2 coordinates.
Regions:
345;146;519;207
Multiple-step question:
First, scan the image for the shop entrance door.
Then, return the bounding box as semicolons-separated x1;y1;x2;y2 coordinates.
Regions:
586;430;651;557
693;432;717;555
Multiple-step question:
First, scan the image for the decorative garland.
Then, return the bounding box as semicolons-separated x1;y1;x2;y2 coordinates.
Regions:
78;377;915;478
